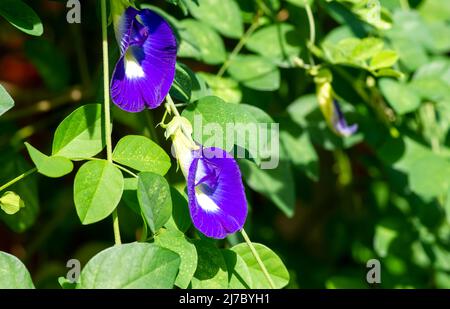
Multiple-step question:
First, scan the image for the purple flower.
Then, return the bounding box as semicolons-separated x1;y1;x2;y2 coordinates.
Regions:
186;147;248;239
111;7;177;112
332;100;358;137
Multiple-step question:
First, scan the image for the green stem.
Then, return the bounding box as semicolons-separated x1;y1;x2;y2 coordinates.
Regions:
256;0;272;16
0;168;37;192
166;93;181;116
304;0;316;66
144;110;160;144
73;157;138;178
114;163;139;178
101;0;121;245
101;0;113;163
241;229;276;289
216;16;261;78
140;213;148;242
112;209;121;245
423;102;441;153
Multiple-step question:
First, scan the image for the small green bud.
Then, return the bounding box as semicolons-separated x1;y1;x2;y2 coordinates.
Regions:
0;191;25;215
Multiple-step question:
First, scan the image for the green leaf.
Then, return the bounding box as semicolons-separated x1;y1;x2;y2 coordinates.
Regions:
410;75;450;103
222;249;252;289
198;72;242;104
165;0;189;15
113;135;171;175
178;19;226;64
246;23;302;67
351;37;385;62
369;50;399;70
227;55;280;91
419;0;450;22
231;243;289;289
286;0;313;7
374;221;398;258
323;37;360;64
185;0;243;38
392;38;428;72
0;251;34;288
182;96;276;166
322;25;355;46
137;172;172;233
58;276;76;289
427;22;450;53
433;244;450;272
287;94;320;127
326;276;366;289
379;79;421;115
52;104;106;159
414;59;450;86
373;68;404;78
386;11;431;71
74;160;124;225
239;158;295;218
410;59;450;102
387;11;433;50
322;37;398;73
435;271;450;289
0;85;14;117
121;177;140;214
378;137;426;171
155;229;197;289
0;0;43;36
24;39;69;91
170;63;193;102
446;187;450;225
25;143;73;178
190;71;212;102
77;243;180;288
409;154;450;200
170;63;212;103
280;130;319;181
191;239;228;289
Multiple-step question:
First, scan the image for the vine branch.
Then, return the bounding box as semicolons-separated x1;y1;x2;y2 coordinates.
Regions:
101;0;121;245
216;12;262;78
304;0;316;66
0;168;37;193
241;229;276;289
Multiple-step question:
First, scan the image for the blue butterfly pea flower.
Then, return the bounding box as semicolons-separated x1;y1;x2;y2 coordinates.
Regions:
111;6;177;112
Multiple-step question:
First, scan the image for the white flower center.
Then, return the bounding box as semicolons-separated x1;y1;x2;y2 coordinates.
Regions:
124;52;145;79
195;189;220;213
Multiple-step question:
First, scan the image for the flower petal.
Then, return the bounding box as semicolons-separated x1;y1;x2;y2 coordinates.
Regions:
114;7;139;54
111;8;177;112
187;147;248;239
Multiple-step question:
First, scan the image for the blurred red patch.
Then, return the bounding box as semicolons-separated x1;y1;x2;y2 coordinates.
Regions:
0;54;41;87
